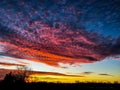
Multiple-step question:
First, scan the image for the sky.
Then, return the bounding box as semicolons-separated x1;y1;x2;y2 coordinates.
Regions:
0;0;120;83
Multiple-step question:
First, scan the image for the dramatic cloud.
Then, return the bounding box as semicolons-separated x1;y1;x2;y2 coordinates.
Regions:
0;0;120;67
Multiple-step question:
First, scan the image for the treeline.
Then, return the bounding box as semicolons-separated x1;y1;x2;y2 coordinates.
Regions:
0;71;120;90
0;80;120;90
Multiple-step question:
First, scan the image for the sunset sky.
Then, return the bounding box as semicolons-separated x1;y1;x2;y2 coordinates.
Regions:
0;0;120;83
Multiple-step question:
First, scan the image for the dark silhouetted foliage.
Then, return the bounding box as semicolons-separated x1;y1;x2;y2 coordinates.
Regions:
3;72;14;84
0;79;120;90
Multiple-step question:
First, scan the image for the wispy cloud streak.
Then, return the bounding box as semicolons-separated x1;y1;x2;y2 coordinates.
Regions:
98;73;113;77
0;62;25;66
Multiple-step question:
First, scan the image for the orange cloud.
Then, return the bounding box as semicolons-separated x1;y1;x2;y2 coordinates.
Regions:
0;41;93;67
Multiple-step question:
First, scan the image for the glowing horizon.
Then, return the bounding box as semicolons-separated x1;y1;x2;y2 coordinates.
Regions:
0;56;120;83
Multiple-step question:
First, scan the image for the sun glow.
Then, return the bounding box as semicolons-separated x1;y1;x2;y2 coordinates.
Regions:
25;73;120;83
26;74;85;83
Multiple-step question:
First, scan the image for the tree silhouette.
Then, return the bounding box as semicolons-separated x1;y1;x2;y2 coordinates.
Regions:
3;66;31;84
3;72;15;84
15;66;30;83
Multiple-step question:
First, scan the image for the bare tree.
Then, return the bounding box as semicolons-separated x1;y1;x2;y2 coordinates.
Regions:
15;66;31;83
3;66;31;84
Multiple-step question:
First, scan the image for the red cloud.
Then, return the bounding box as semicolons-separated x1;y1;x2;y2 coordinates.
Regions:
0;21;120;67
0;62;25;66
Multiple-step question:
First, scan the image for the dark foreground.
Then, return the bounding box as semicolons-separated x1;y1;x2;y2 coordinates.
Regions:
0;81;120;90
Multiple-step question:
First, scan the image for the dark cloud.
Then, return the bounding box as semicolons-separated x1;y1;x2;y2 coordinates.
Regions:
0;0;120;67
82;72;94;75
98;73;113;77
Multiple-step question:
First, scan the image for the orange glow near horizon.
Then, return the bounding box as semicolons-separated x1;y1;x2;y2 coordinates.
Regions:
25;73;120;83
0;55;120;84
